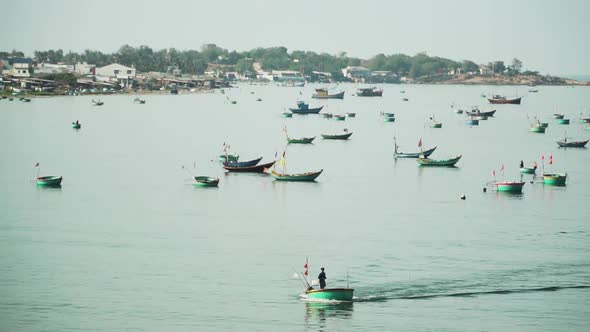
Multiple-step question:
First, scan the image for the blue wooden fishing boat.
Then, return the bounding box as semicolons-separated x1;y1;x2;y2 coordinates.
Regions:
223;157;262;168
394;146;437;158
223;160;275;173
289;101;323;114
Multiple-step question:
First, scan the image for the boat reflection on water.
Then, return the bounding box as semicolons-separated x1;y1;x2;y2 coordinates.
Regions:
304;301;353;328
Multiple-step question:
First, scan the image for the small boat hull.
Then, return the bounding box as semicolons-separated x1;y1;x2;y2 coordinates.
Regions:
466;119;479;126
543;173;567;186
223;161;275;173
383;117;396;122
417;155;462;167
346;113;356;118
321;132;353;140
530;126;545;133
553;113;564;119
271;169;323;181
289;106;323;114
557;139;589;148
496;181;525;193
305;288;354;302
520;167;536;174
312;91;345;99
282;112;293;118
224;157;262;168
333;115;346;121
431;123;442;128
288;137;315;144
556;119;570;125
395;146;437;159
488;97;521;104
466;110;496;117
71;123;81;129
194;176;219;187
36;176;63;187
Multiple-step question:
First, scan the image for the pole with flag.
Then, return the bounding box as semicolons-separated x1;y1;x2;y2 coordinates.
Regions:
500;163;504;180
418;137;423;155
280;151;286;174
541;154;545;174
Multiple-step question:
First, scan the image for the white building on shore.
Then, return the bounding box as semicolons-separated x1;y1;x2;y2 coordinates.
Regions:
95;63;136;88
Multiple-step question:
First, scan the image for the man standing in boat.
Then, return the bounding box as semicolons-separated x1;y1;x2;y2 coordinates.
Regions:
318;267;327;289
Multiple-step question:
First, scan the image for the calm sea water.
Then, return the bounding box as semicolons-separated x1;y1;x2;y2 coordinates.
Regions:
1;84;589;331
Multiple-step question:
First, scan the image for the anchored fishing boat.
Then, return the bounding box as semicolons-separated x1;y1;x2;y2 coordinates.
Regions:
556;118;570;125
394;138;436;158
271;169;323;182
289;101;323;114
543;173;567;186
36;176;63;187
92;99;104;106
417;155;462;167
356;87;383;97
71;121;81;129
495;181;525;193
193;176;219;187
312;88;345;100
556;138;589;148
284;126;315;144
223;160;275;173
553;113;565;119
297;259;354;302
321;130;353;140
466;109;496;117
488;95;521;104
133;97;146;104
223;157;262;168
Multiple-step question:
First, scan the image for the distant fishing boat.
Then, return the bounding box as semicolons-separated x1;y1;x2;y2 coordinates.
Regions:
322;113;333;119
71;121;81;129
383;116;395;122
321;131;353;140
333;115;346;121
495;181;525;193
488;95;521;104
356;87;383;97
284;126;315;144
402;97;409;101
530;124;545;133
529;88;539;93
556;138;589;148
193;176;219;187
556;118;570;125
543;173;567;186
282;112;293;118
92;99;104;106
289;101;323;114
394;145;436;159
346;112;356;118
271;169;323;182
224;157;262;168
312;88;345;99
417;155;462;167
429;116;442;128
223;160;275;173
36;176;63;187
133;97;146;104
466;109;496;117
553;113;565;119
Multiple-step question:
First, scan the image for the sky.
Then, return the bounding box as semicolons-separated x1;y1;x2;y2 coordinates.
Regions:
1;0;589;75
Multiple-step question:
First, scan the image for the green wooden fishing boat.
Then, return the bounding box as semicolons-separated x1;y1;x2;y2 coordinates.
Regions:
282;112;293;118
556;118;570;125
384;117;395;122
270;169;323;181
71;122;81;129
333;115;346;121
539;122;549;128
287;136;315;144
36;176;62;187
417;155;462;167
321;132;353;140
530;125;545;133
519;167;536;174
495;181;525;193
543;173;567;186
218;154;239;162
346;112;356;118
305;288;354;302
193;176;219;187
431;122;442;128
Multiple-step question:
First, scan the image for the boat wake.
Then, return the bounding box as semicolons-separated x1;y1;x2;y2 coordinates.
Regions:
352;284;590;302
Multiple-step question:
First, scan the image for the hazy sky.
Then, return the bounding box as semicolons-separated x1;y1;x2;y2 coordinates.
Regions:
2;0;588;75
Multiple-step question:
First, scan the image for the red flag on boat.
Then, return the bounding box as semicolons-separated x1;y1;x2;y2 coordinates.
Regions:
492;170;496;177
541;154;545;161
500;164;504;172
418;138;422;147
304;258;309;276
549;153;553;165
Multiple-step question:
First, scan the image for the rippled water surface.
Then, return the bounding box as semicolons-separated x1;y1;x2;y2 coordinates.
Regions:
1;84;589;331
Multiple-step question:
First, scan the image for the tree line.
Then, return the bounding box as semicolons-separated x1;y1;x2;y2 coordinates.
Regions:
3;45;530;79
